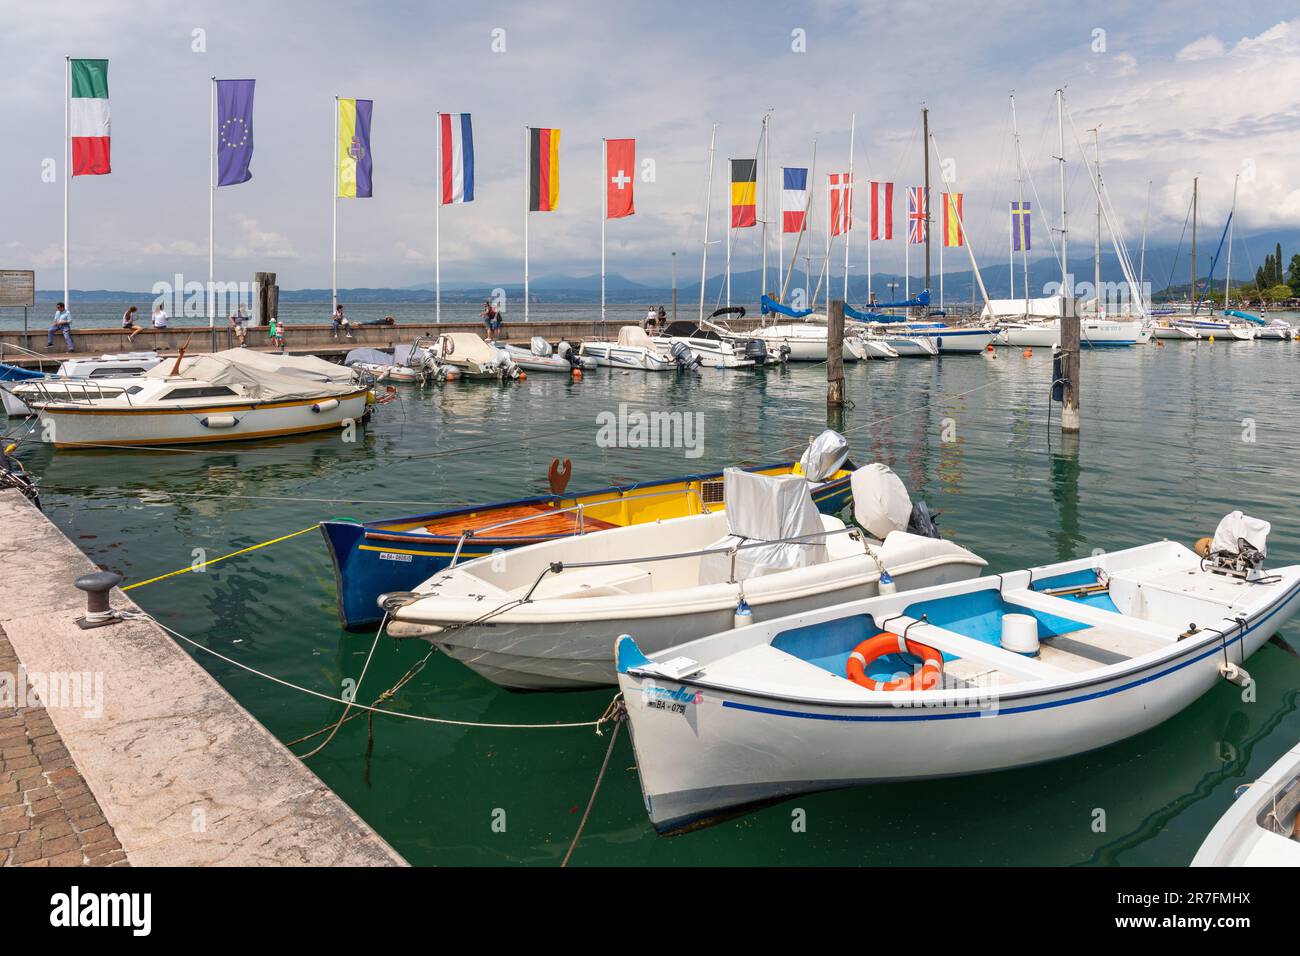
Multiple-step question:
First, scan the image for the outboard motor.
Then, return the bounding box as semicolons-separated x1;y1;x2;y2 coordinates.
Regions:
670;341;702;370
906;500;942;539
777;343;792;362
850;463;942;541
742;338;769;363
1204;511;1271;580
799;430;849;482
530;336;553;358
556;341;580;368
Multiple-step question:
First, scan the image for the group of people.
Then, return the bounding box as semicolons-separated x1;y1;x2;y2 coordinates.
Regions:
642;305;668;333
47;302;169;351
481;300;504;338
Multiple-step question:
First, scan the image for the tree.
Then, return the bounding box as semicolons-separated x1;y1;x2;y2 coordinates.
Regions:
1288;253;1300;293
1276;243;1283;284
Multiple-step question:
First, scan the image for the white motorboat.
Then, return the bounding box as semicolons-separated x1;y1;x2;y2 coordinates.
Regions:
752;318;869;362
996;319;1147;348
1151;318;1201;341
652;320;767;369
1192;738;1300;866
344;345;432;384
384;463;985;690
501;336;594;373
2;351;164;415
1175;317;1255;341
1252;318;1294;341
580;326;688;371
898;323;997;354
617;511;1300;833
26;348;370;448
432;332;520;379
864;327;938;358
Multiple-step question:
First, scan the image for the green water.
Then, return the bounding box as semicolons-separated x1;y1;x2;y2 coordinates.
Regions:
17;336;1300;866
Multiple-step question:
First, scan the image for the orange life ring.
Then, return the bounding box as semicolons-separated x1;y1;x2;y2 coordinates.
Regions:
846;632;943;691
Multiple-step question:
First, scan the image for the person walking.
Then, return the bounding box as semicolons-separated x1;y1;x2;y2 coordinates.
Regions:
270;315;285;352
47;302;74;351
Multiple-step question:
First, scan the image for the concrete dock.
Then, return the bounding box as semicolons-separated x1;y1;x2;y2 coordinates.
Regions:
0;490;406;866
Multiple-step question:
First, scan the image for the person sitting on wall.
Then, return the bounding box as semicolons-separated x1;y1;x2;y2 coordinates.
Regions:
47;302;74;351
121;306;143;342
152;304;169;328
230;312;247;346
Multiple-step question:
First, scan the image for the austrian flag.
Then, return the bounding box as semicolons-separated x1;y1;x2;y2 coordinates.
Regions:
69;58;111;176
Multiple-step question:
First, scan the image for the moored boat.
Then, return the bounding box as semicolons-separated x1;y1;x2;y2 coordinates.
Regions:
382;462;985;689
580;326;683;371
502;336;594;373
1192;738;1300;866
615;512;1298;833
322;433;859;630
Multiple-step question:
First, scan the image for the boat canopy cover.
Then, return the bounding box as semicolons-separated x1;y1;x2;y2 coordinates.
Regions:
851;463;913;540
870;289;930;310
844;304;900;323
980;297;1069;319
147;349;357;400
344;347;395;367
1212;511;1270;558
660;320;721;341
698;468;829;585
0;363;44;383
760;294;814;318
616;326;657;349
1226;309;1267;326
799;430;849;483
529;336;553;357
439;332;501;364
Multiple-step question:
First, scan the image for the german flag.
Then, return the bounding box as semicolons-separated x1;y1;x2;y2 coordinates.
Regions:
730;158;756;228
528;127;561;212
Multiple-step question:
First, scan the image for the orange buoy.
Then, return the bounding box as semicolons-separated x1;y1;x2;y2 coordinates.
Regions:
1022;348;1032;358
986;343;995;352
572;368;583;381
845;632;944;691
518;371;527;381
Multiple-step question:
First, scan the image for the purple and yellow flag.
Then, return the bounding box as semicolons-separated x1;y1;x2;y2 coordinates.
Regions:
1011;201;1031;251
337;98;373;198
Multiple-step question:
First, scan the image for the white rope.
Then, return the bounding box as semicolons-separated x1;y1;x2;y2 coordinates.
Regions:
146;615;607;731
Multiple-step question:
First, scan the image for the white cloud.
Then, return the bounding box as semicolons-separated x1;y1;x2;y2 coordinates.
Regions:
1176;35;1225;61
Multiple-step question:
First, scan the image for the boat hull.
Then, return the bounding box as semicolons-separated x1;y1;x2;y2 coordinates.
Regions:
33;390;370;448
998;320;1145;348
579;342;676;371
322;465;856;630
903;327;997;353
619;573;1300;833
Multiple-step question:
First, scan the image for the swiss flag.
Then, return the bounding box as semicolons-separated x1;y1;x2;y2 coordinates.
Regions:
605;138;635;219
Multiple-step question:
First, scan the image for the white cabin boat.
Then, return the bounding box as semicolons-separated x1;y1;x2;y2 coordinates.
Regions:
616;512;1299;833
2;351;164;415
652;320;766;369
580;326;682;371
752;318;869;362
384;465;985;690
26;348;369;448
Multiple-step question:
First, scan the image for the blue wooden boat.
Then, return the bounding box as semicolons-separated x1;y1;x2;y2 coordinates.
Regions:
321;459;856;630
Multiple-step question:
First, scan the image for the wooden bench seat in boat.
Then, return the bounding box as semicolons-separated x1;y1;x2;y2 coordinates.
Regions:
416;504;620;540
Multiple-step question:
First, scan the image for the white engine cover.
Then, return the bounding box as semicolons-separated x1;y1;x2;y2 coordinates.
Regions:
851;463;913;540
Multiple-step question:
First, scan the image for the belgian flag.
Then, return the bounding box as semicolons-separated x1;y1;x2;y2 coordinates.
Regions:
730;158;756;228
529;127;561;212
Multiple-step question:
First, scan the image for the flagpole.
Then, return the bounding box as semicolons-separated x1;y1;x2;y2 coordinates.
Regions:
725;217;732;309
332;95;338;314
761;112;769;298
843;113;854;302
824;172;830;314
939;203;944;312
524;126;529;323
435;112;441;324
600;137;606;322
209;77;216;351
905;231;910;304
63;56;70;307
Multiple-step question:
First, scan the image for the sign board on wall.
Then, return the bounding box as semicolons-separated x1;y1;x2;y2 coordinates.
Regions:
0;270;36;308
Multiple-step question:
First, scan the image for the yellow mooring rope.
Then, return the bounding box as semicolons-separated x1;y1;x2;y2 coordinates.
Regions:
122;524;321;591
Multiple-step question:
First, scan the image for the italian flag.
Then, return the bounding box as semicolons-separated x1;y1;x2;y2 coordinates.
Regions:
70;58;110;176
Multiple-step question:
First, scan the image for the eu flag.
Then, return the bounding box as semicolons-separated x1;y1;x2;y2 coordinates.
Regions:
216;79;255;187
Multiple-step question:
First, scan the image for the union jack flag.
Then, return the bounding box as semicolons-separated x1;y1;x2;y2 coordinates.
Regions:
908;186;927;244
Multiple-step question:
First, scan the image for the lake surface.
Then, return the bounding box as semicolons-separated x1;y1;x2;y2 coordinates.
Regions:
17;330;1300;866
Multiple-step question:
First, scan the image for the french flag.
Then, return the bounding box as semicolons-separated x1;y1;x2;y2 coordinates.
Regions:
782;167;808;233
440;113;474;204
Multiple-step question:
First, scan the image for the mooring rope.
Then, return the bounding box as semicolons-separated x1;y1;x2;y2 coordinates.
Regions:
294;612;388;759
122;524;322;590
561;696;627;868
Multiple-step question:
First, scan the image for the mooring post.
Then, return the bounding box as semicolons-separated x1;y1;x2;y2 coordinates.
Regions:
1060;295;1081;433
74;570;123;629
827;298;846;407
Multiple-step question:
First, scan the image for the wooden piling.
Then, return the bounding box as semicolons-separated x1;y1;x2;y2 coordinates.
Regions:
827;298;846;407
1060;295;1081;433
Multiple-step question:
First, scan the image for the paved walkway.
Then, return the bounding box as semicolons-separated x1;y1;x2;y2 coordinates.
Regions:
0;626;126;867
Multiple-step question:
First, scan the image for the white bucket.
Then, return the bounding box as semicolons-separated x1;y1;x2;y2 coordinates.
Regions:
1001;613;1040;655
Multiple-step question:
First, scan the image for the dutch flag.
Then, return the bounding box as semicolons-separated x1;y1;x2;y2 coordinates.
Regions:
440;113;474;204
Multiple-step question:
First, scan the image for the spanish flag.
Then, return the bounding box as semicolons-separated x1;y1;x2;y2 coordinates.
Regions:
730;158;756;228
337;98;373;198
529;127;560;212
942;192;964;247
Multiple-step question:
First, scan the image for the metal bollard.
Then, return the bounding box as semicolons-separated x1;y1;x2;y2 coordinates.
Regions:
74;570;123;630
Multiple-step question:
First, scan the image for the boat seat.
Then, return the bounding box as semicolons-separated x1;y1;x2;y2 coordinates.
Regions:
527;563;653;600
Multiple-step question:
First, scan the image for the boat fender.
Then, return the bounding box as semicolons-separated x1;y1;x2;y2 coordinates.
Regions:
1218;661;1251;687
846;633;943;691
733;598;752;629
877;570;897;595
312;398;340;413
200;414;239;429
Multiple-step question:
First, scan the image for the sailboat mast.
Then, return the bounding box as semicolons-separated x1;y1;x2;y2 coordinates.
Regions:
761;112;770;299
1092;127;1101;315
699;124;717;322
1224;172;1238;309
1010;92;1030;317
1056;89;1069;298
1190;177;1198;314
922;106;931;292
1138;180;1150;309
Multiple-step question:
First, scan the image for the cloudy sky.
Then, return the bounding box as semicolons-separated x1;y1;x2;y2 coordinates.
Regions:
2;1;1297;291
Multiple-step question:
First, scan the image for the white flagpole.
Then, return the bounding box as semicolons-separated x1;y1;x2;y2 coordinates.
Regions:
332;96;338;313
905;228;910;304
824;173;831;313
867;184;872;306
601;137;607;322
939;197;945;311
63;56;70;307
209;77;216;349
435;113;441;324
725;218;732;308
843;113;855;302
761;112;769;298
524;126;529;323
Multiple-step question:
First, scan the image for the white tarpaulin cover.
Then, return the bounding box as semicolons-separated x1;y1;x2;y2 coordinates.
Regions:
799;430;849;483
145;349;358;401
530;336;553;357
345;347;395;367
1212;511;1270;557
616;326;656;349
438;333;500;364
851;463;913;540
698;468;829;585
